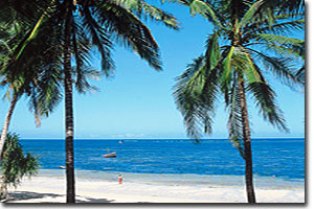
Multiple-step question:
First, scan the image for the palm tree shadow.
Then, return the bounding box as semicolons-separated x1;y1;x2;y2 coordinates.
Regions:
5;191;62;202
4;191;114;203
76;197;113;203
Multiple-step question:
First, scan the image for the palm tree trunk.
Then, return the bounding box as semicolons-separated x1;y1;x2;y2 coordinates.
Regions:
64;0;75;203
238;77;256;203
0;177;8;201
0;92;18;159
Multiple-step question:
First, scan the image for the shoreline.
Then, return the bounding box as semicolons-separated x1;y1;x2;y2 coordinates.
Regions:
38;169;304;189
5;169;305;203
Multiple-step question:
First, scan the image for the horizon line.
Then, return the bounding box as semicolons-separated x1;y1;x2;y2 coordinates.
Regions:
19;137;305;140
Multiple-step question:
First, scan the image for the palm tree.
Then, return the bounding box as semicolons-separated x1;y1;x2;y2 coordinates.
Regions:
173;0;304;203
0;133;39;201
0;19;63;158
0;68;63;160
0;6;101;159
3;0;178;203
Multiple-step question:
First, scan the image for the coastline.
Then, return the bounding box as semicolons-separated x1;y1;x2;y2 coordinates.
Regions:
5;169;305;203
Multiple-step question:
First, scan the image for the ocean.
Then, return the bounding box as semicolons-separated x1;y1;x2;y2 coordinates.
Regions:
20;138;305;183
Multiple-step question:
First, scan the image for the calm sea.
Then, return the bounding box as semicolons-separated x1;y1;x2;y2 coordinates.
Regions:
20;138;304;181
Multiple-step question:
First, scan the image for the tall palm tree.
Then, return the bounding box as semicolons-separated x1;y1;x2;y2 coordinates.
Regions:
3;0;178;203
173;0;304;203
0;4;99;161
0;18;63;157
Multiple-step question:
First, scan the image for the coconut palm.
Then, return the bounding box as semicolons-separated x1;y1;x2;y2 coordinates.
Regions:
0;9;102;164
0;66;63;160
0;20;64;157
2;0;178;203
173;0;304;203
0;133;39;201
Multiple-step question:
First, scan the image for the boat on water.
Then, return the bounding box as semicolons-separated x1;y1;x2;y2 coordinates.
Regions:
103;152;117;158
59;166;66;169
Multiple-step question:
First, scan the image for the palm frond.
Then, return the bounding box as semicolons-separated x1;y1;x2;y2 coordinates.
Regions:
247;82;288;132
82;6;114;75
204;31;220;69
243;18;304;41
295;66;305;85
221;46;235;88
238;0;272;29
174;56;206;139
73;66;100;94
266;0;305;16
227;73;244;158
166;0;222;27
248;48;302;88
72;19;99;93
173;55;219;140
240;48;263;84
35;65;63;118
254;33;304;46
12;12;46;60
112;0;179;29
248;34;304;59
95;1;162;70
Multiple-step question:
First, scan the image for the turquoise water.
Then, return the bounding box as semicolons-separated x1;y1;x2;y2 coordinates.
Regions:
20;138;304;182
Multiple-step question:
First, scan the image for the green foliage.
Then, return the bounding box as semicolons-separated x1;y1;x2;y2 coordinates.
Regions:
0;133;38;187
113;0;179;30
227;74;244;157
0;1;179;120
1;0;178;76
173;0;304;156
174;32;222;140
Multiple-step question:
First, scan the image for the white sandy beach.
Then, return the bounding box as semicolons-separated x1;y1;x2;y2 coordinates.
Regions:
5;170;304;203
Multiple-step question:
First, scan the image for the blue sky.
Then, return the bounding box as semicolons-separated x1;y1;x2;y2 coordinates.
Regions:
0;2;305;139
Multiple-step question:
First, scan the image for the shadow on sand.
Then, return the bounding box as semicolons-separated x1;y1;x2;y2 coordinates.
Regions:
4;191;114;203
76;197;113;203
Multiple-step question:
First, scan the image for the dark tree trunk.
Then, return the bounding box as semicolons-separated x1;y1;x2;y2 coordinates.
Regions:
0;92;18;200
0;92;18;158
238;77;256;203
64;0;75;203
0;176;8;201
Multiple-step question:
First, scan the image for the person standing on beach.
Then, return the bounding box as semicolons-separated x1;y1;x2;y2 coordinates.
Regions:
118;174;123;184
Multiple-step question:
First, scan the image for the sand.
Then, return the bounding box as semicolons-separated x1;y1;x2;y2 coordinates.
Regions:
4;170;305;204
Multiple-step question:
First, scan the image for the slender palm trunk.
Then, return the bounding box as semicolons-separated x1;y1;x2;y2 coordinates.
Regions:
0;92;18;200
64;0;75;203
238;77;256;203
0;92;18;158
0;176;8;201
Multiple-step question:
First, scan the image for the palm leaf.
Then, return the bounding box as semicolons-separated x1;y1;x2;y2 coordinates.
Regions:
173;55;220;140
243;18;304;41
238;0;270;29
248;48;301;88
95;1;162;70
112;0;179;29
221;46;235;87
254;33;303;45
204;31;221;69
241;49;262;84
82;6;114;75
227;73;244;158
247;82;288;132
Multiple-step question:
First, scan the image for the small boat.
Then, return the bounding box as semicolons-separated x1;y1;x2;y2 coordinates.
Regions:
103;152;117;158
118;140;124;144
59;166;66;169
